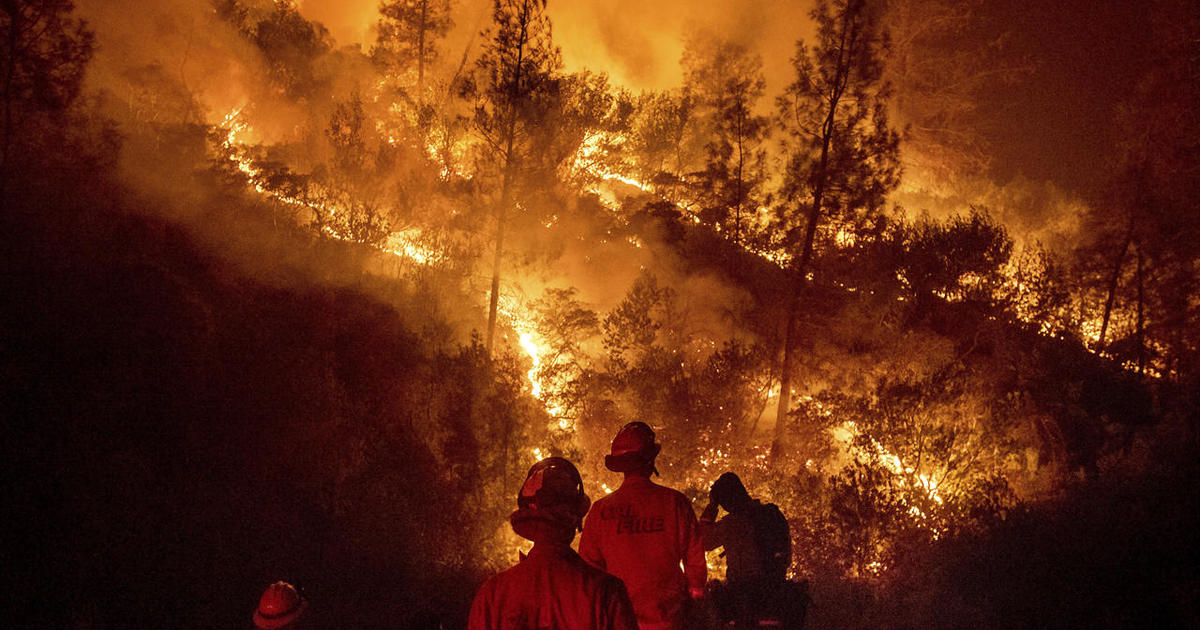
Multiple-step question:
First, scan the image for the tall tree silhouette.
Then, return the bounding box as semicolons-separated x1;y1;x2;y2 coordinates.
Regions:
682;33;770;245
373;0;453;94
772;0;900;462
474;0;561;355
1075;0;1200;378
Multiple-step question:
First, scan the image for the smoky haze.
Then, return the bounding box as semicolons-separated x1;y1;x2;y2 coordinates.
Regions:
287;0;814;91
75;0;1162;251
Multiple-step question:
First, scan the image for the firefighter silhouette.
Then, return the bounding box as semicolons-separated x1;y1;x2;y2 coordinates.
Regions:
700;472;806;629
469;457;638;630
580;423;706;630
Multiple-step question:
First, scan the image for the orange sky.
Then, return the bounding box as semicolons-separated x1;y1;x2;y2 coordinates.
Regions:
294;0;813;92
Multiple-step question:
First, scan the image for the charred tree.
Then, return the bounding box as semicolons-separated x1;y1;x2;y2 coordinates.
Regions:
475;0;561;356
772;0;899;464
1097;214;1134;349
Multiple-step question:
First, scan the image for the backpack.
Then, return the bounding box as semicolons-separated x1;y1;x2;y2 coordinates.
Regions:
750;502;791;579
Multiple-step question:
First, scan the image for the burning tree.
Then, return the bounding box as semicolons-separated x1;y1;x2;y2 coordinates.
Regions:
681;32;771;246
1071;3;1200;380
16;0;1196;625
772;0;901;463
474;0;562;355
626;89;696;187
373;0;453;95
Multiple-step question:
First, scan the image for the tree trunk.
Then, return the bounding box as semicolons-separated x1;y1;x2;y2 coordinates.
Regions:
1135;244;1145;374
772;165;827;463
484;0;530;357
772;13;855;465
1098;217;1134;348
485;171;511;355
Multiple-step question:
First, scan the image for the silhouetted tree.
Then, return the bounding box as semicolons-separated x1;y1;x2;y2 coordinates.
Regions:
682;33;770;245
536;69;621;185
772;0;900;463
628;89;695;180
319;93;393;244
474;0;561;355
1072;0;1200;379
883;0;1028;180
898;208;1012;313
249;1;332;99
0;0;92;186
373;0;453;94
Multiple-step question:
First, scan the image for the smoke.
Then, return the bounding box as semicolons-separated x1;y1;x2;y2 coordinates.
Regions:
546;0;814;93
77;0;265;120
71;0;1125;325
292;0;378;45
259;0;817;93
893;172;1087;252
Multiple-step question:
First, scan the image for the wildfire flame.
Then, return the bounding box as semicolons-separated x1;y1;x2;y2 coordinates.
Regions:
219;110;562;418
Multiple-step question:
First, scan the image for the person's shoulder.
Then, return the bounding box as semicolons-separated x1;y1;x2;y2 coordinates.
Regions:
593;489;617;504
485;558;531;589
563;549;623;585
472;568;505;603
487;564;517;584
761;501;786;518
571;552;610;576
578;559;629;593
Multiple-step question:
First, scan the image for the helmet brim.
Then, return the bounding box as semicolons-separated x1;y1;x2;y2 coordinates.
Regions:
604;444;660;472
253;600;308;629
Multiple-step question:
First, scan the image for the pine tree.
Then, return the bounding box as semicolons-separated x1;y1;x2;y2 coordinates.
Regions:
373;0;452;93
628;89;694;179
682;34;770;245
772;0;900;463
474;0;561;355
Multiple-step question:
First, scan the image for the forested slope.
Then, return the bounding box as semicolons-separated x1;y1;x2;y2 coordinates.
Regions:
2;167;519;628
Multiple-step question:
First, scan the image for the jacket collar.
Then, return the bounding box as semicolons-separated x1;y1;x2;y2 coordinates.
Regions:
620;474;655;489
526;541;575;559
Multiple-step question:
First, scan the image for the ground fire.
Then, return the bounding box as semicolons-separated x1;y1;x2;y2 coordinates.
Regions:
2;0;1197;628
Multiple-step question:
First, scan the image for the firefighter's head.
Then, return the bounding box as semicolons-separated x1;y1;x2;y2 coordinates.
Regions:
711;472;752;512
510;457;592;543
253;581;309;629
604;421;661;476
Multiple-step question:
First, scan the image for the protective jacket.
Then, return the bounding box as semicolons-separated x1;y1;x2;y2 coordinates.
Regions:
579;476;706;630
468;542;638;630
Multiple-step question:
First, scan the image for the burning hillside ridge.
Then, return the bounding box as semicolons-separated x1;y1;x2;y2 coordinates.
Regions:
3;0;1198;628
177;0;1187;575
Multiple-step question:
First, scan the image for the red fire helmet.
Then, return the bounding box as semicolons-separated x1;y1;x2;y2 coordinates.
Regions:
517;456;591;519
253;581;308;629
604;421;661;472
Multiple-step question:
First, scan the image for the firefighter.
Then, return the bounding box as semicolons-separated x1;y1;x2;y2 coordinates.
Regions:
252;581;311;629
700;472;801;629
469;457;639;630
580;422;707;630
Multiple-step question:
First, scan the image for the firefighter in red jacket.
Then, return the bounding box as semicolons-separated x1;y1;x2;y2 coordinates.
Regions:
469;457;639;630
580;422;707;630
